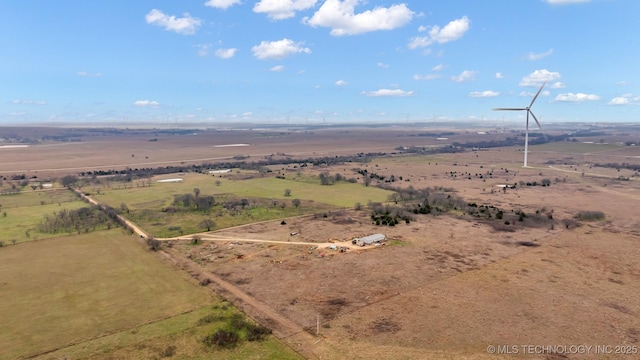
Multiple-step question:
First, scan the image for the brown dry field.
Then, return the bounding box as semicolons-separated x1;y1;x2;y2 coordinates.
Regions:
0;125;551;177
2;125;640;359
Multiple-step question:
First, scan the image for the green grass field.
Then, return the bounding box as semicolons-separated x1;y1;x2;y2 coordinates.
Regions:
38;303;303;360
0;189;87;243
0;229;214;359
91;172;393;237
128;198;324;238
94;172;392;210
211;175;392;207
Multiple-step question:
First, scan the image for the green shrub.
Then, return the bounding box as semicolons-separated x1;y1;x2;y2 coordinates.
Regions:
203;330;240;349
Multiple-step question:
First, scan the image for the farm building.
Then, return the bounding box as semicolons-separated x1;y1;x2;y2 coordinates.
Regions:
208;169;231;174
156;178;183;183
354;234;386;246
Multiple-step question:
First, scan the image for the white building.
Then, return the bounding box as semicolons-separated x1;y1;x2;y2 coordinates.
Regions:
355;234;386;246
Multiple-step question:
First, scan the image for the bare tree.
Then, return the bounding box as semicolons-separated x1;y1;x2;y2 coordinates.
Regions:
292;198;301;208
199;218;216;231
284;189;292;197
319;172;334;185
60;175;78;188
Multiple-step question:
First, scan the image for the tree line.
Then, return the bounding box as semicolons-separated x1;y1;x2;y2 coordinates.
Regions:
38;206;113;234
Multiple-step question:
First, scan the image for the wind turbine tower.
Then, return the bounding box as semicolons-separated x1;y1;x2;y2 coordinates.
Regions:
493;82;546;167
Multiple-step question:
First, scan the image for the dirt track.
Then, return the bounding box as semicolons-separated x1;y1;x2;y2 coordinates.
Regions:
77;190;334;359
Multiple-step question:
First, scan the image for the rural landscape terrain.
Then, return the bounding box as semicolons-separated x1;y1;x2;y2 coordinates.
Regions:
1;122;639;359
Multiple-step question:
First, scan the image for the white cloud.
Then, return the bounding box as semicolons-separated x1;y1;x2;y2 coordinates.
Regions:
527;48;554;61
270;65;285;72
303;0;414;36
520;90;550;97
196;44;212;57
254;0;317;20
408;16;470;49
554;93;600;102
469;90;500;98
519;69;561;87
544;0;590;4
495;72;503;79
77;71;101;77
377;62;389;68
418;25;427;32
608;94;640;105
362;89;414;97
617;80;627;86
608;97;629;105
204;0;242;10
335;79;348;86
550;81;566;89
134;100;160;107
451;70;477;83
11;99;46;105
145;9;201;35
432;64;444;71
215;48;237;59
251;38;311;60
413;73;440;80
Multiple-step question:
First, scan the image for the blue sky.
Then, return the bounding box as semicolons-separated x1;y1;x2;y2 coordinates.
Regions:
1;0;638;125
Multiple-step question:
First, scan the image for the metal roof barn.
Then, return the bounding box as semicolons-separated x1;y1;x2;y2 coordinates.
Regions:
357;234;386;246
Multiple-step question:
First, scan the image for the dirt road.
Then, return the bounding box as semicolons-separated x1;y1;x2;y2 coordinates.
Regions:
73;188;149;238
168;233;364;251
78;190;333;359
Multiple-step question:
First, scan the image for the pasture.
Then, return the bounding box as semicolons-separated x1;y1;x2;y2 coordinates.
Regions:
92;172;393;237
95;172;392;209
38;303;303;360
0;189;86;244
0;229;214;359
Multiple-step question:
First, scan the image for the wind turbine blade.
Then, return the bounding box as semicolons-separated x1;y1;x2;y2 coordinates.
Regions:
529;82;546;108
530;111;542;129
493;107;527;111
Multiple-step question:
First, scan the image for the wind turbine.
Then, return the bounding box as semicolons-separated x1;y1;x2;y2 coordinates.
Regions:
493;82;546;167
